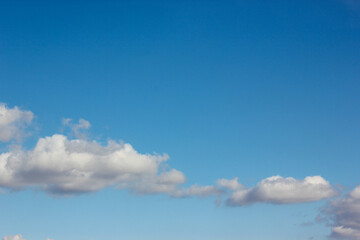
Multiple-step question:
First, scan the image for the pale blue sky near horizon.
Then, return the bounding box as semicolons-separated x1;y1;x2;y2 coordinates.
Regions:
0;0;360;239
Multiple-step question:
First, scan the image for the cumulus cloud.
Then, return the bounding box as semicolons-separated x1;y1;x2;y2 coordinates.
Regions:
219;176;336;206
0;104;224;198
0;105;225;198
0;104;33;142
320;186;360;239
0;104;338;205
0;134;191;196
0;116;222;198
0;131;336;203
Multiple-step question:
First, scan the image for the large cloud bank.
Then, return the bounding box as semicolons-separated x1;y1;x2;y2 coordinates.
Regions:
218;176;336;206
0;104;33;142
0;104;336;205
320;186;360;239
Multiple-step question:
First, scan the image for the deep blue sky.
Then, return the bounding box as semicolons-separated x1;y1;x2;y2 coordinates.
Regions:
1;1;359;239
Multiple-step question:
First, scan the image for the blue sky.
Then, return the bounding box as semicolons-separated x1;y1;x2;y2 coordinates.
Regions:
0;1;360;240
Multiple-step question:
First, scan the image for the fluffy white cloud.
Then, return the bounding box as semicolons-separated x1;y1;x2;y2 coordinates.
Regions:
0;104;339;205
0;131;337;204
0;128;221;198
0;104;33;142
2;235;25;240
0;109;225;198
219;175;335;206
320;186;360;240
0;133;190;195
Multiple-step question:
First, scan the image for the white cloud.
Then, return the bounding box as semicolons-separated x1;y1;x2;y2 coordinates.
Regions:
0;102;226;198
2;235;52;240
2;235;25;240
217;177;244;191
0;131;337;203
0;104;33;142
0;133;187;196
219;175;336;206
0;104;339;206
320;186;360;240
172;185;224;198
332;226;360;239
0;126;222;198
118;168;187;195
62;118;90;139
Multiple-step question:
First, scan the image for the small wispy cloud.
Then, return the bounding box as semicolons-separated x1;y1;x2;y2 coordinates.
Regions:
62;118;90;139
2;234;52;240
0;104;33;142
